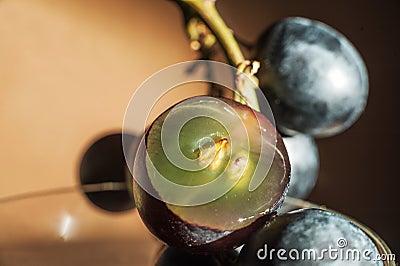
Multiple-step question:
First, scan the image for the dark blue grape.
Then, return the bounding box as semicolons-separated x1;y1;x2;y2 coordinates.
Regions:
256;17;368;137
283;134;319;199
238;208;382;265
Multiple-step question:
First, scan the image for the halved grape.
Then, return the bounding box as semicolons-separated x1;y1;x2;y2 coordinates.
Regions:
133;96;290;253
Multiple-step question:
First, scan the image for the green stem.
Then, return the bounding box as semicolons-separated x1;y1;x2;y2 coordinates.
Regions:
176;0;260;111
181;0;243;66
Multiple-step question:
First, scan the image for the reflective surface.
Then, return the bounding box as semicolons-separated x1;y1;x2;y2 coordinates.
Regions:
0;189;160;266
0;191;395;266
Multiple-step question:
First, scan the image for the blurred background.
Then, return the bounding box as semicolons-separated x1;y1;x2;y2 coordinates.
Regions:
0;0;398;265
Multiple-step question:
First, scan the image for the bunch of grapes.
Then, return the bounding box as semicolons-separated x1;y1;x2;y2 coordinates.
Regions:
121;1;394;265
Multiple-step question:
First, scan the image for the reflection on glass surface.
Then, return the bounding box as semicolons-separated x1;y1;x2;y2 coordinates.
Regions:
0;191;394;266
59;213;74;241
0;188;160;266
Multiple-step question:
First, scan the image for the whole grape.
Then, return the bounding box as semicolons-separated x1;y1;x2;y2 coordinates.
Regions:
238;208;383;265
256;17;368;137
283;134;319;199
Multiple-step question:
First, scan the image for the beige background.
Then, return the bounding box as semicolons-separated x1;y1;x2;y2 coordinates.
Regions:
0;0;399;265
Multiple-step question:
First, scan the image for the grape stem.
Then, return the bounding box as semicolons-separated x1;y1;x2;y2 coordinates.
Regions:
175;0;261;112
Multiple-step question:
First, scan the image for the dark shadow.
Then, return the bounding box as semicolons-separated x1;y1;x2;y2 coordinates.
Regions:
154;246;222;266
79;132;140;212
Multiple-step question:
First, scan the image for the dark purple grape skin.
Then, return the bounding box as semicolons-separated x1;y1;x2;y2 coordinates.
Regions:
283;134;319;199
133;179;274;254
238;208;382;266
256;17;368;137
